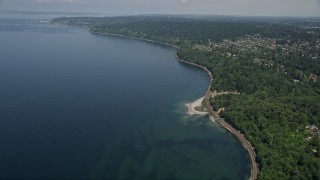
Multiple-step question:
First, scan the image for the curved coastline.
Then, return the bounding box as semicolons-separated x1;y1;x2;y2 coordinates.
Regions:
91;30;259;180
90;31;179;49
176;55;259;180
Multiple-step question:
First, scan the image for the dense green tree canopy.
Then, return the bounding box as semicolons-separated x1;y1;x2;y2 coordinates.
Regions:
53;15;320;179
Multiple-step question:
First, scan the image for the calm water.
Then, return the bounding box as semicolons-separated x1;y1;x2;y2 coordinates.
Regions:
0;14;250;179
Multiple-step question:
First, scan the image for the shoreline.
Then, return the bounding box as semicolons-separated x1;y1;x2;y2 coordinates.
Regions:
90;31;259;180
176;55;259;180
90;31;179;49
186;97;209;116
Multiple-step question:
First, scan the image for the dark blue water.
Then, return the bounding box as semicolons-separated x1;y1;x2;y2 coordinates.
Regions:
0;14;250;179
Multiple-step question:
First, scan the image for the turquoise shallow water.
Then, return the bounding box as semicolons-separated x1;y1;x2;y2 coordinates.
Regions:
0;14;250;179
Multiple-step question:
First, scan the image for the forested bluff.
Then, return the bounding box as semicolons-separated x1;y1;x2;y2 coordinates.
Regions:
52;15;320;179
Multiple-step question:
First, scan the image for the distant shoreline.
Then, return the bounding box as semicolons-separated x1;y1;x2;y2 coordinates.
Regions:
90;30;258;180
90;31;179;49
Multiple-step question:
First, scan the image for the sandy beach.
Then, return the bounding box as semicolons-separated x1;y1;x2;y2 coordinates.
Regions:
186;97;209;116
177;55;258;180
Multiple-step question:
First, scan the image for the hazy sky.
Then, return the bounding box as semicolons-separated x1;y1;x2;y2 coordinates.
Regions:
1;0;320;17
